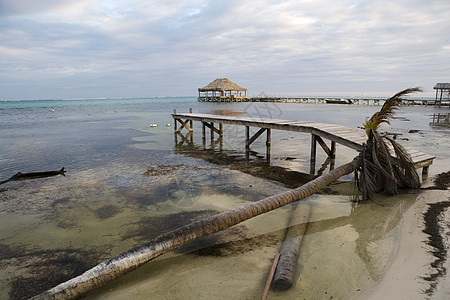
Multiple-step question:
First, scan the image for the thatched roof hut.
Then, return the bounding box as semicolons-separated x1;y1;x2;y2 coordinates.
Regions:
198;78;247;102
434;83;450;91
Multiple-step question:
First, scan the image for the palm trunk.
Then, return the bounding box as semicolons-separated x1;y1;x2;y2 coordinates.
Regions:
271;203;311;290
31;156;361;300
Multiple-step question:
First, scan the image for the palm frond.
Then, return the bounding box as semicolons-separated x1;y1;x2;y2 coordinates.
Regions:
385;137;421;189
356;88;423;200
363;87;422;137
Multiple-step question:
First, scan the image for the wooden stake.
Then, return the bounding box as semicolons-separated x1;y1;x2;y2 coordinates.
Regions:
261;253;280;300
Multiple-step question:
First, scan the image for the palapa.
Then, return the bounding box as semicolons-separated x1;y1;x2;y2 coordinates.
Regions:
198;78;247;101
198;78;247;92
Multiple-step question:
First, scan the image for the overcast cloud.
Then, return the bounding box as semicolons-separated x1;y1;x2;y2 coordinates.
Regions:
0;0;449;100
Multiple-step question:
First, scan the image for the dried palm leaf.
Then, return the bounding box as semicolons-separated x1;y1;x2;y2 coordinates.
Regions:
363;87;422;137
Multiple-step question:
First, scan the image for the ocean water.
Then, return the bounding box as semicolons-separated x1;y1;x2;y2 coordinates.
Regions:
0;97;448;299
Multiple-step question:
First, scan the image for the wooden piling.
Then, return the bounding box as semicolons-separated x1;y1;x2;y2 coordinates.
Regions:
173;109;177;131
272;203;311;291
310;134;317;174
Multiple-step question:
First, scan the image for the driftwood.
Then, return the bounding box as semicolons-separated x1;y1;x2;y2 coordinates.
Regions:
0;168;65;185
31;157;361;300
271;202;311;290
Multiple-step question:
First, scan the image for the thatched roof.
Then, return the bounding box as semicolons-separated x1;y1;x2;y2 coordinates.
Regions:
434;83;450;90
198;78;247;92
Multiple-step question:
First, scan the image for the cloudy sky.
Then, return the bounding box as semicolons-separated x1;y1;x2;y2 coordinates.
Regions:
1;0;449;100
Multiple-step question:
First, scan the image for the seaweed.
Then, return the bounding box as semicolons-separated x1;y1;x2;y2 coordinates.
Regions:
421;200;450;297
1;244;108;300
142;164;201;176
122;210;218;243
94;204;121;219
178;229;280;257
434;171;450;190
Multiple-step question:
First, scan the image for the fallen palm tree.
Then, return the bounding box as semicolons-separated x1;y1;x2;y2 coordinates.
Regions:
31;156;361;299
31;88;424;299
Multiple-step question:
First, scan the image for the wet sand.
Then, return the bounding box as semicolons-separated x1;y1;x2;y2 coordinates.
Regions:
368;188;450;299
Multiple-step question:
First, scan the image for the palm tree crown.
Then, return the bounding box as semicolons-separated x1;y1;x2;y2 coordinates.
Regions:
357;87;422;200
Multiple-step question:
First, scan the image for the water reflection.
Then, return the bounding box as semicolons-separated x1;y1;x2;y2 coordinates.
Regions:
175;144;314;189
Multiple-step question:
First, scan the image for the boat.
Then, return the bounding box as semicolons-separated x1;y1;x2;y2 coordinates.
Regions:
325;98;353;104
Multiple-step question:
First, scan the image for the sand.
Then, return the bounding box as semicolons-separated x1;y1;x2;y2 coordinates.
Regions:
368;188;450;299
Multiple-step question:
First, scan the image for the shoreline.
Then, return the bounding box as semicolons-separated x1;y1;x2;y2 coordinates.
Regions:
368;187;450;299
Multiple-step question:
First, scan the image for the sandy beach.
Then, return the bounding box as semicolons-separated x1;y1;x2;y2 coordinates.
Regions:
368;187;450;299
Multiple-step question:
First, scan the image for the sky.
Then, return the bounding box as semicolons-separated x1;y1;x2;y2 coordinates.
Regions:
1;0;449;100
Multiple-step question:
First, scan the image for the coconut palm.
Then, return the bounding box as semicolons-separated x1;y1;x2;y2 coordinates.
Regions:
356;87;422;200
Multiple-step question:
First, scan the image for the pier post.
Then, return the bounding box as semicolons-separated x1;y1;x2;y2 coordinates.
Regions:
330;141;336;159
422;166;429;180
310;134;317;174
202;122;206;149
245;126;250;150
173;109;177;131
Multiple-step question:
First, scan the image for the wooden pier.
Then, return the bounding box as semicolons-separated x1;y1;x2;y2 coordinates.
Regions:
430;113;450;126
172;110;435;176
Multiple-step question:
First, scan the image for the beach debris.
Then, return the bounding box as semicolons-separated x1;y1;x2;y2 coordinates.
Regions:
142;164;201;177
271;203;311;291
261;253;280;300
0;168;66;185
434;171;450;190
408;129;422;134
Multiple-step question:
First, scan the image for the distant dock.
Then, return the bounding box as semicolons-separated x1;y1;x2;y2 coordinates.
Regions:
198;96;450;106
197;78;450;106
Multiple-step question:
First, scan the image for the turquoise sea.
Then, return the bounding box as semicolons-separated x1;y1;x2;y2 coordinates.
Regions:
0;97;448;299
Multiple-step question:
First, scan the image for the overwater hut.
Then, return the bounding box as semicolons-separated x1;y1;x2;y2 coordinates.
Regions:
198;78;248;102
433;83;450;107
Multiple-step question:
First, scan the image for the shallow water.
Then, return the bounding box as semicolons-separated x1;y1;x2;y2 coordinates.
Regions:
0;98;448;299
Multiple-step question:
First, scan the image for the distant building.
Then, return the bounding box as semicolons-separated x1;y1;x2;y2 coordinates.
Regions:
198;78;247;102
433;83;450;106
